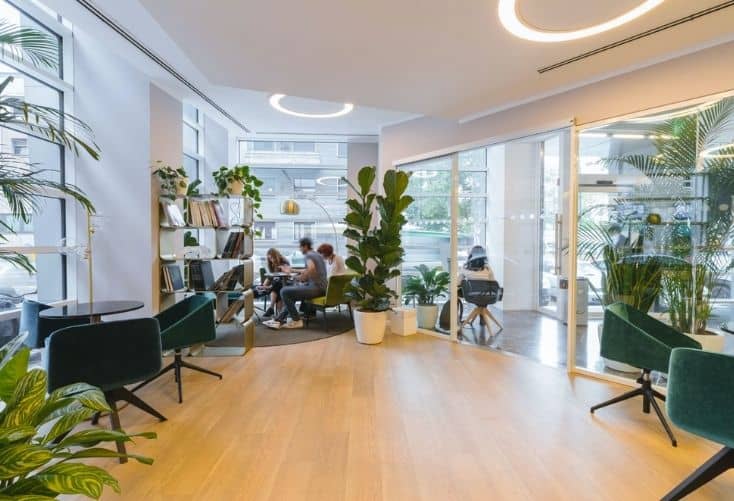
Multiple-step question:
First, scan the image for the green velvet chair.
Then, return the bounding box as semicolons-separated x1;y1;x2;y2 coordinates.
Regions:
46;318;166;462
133;294;222;403
662;348;734;500
590;302;701;447
304;274;355;330
19;299;88;349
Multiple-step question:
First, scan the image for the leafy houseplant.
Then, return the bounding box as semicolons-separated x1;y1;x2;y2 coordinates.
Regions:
403;264;450;329
152;162;188;199
0;20;100;273
212;164;264;219
342;166;413;344
0;335;155;499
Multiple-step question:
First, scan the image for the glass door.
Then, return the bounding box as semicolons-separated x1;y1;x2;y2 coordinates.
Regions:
539;136;562;314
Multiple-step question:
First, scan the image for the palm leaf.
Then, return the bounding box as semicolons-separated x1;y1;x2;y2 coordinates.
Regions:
0;20;58;70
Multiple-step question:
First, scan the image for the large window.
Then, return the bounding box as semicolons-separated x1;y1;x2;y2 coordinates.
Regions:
239;141;347;270
0;0;72;340
182;102;203;180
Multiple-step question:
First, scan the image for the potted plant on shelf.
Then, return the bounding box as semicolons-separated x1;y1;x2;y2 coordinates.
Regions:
403;264;450;329
0;335;156;499
342;166;413;344
153;161;188;199
212;164;264;219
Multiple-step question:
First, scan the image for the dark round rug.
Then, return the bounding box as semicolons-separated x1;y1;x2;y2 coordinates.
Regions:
208;310;355;348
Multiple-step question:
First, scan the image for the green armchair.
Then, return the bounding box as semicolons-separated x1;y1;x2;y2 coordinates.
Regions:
304;274;355;330
133;294;222;403
590;302;701;447
662;348;734;500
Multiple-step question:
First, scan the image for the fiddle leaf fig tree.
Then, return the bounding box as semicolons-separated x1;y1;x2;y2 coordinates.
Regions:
342;166;413;312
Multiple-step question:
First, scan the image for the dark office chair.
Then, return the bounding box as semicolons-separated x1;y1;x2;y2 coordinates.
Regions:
460;280;503;334
590;302;701;447
133;294;221;403
46;318;166;462
19;299;88;349
662;348;734;500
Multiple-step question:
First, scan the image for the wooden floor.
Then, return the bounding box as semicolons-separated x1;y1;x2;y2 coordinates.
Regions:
81;332;734;500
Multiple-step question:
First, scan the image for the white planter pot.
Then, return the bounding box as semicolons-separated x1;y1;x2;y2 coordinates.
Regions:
416;304;439;330
353;309;387;345
228;179;244;195
685;331;726;352
597;323;640;373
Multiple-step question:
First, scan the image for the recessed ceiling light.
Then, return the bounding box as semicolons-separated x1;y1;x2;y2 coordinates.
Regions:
498;0;665;43
269;94;354;118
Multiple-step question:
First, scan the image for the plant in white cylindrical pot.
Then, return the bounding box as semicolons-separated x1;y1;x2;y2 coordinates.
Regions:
403;264;450;330
342;166;413;345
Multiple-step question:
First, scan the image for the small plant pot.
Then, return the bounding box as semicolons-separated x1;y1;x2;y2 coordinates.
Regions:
416;304;439;330
228;179;244;196
684;330;726;352
176;178;189;197
353;309;387;345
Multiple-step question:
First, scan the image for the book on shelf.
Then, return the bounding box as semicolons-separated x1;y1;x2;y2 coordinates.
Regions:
189;260;216;291
187;200;228;228
160;201;186;227
221;231;246;258
161;264;185;292
218;299;244;323
210;264;244;291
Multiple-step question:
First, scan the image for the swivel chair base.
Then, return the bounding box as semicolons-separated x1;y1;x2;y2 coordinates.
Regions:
462;306;503;335
662;447;734;500
103;387;166;463
132;351;222;404
590;369;677;447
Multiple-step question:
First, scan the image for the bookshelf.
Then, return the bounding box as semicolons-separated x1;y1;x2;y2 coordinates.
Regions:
158;195;256;356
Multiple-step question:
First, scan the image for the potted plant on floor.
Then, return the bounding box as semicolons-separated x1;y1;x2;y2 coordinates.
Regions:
153;161;189;199
342;166;413;344
0;335;156;499
403;264;450;329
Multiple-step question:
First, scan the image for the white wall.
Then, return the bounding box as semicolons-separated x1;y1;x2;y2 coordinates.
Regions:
73;29;153;316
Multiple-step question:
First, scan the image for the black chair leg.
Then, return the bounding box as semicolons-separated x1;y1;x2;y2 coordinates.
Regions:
180;360;223;380
175;363;182;403
106;398;127;464
131;362;176;393
590;387;645;413
662;447;734;500
321;308;327;332
648;394;677;447
108;388;167;422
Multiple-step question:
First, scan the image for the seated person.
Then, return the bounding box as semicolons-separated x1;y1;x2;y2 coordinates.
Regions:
259;248;291;318
265;237;327;330
317;243;346;276
458;245;496;283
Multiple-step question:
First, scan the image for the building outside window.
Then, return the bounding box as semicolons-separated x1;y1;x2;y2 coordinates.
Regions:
182;102;203;181
239;140;347;270
0;0;73;341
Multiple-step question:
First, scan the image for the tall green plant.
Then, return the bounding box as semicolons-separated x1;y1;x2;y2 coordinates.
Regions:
403;264;450;306
0;21;100;273
342;166;413;312
0;335;155;499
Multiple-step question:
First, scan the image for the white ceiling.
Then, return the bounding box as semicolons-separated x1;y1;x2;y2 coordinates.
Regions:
137;0;734;123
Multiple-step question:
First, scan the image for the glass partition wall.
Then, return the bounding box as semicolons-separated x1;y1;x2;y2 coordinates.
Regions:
399;130;573;369
572;95;734;382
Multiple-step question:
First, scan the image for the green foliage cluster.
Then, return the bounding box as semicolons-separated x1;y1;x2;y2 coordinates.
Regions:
212;165;264;219
0;335;155;499
342;166;413;312
152;161;188;199
403;264;450;306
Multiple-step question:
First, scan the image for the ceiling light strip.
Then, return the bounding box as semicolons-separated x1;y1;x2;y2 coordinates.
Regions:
538;0;734;74
75;0;250;132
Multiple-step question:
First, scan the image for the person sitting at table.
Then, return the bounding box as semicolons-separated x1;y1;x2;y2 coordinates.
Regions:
264;237;327;330
458;245;496;282
259;248;291;318
317;243;346;277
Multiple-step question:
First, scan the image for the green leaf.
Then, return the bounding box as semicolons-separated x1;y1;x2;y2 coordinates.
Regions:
1;369;47;427
0;346;30;401
357;166;376;196
0;444;53;479
41;408;96;445
56;447;153;465
33;462;121;498
0;425;36;445
57;429;156;449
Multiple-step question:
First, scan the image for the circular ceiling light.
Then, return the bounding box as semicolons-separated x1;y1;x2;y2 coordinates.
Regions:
269;94;354;118
498;0;665;43
316;176;341;187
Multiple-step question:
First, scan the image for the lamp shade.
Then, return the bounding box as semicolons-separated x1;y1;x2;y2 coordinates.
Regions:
281;199;300;215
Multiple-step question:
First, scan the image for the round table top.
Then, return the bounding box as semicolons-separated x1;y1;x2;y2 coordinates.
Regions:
39;300;144;319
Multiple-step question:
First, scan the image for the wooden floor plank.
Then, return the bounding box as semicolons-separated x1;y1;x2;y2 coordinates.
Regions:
72;332;734;500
